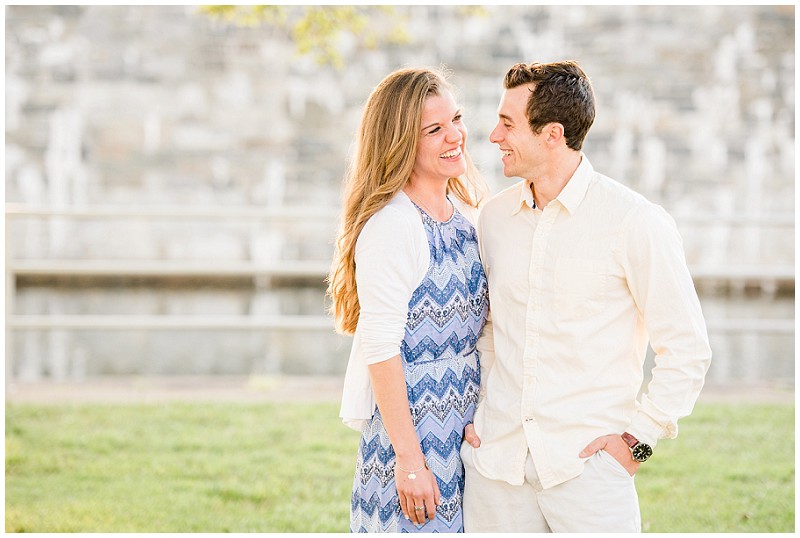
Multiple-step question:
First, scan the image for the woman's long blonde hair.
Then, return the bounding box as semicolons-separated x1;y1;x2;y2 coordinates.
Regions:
327;67;487;335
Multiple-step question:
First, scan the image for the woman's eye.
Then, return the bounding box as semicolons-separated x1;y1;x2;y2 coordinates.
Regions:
429;127;441;134
454;114;462;122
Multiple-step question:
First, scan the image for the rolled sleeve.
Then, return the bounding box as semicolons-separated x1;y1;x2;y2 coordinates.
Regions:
622;204;713;446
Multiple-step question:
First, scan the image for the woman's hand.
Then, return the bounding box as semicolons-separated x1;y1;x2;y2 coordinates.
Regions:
366;358;440;524
395;462;441;526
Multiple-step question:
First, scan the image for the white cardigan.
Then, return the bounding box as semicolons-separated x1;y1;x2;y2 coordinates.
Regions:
339;191;479;431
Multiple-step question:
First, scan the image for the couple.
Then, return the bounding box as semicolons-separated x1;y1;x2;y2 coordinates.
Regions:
328;61;712;533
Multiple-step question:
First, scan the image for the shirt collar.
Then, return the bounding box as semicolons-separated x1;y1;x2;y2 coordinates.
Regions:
555;154;593;215
511;154;594;216
512;178;536;215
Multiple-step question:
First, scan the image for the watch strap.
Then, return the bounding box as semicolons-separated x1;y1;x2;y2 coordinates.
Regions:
621;432;639;448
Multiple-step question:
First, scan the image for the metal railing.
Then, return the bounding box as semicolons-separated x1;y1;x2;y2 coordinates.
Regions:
8;314;333;330
4;204;341;220
6;205;793;284
4;204;342;384
7;259;331;278
5;205;795;382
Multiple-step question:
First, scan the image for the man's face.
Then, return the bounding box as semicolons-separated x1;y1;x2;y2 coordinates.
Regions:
489;84;546;179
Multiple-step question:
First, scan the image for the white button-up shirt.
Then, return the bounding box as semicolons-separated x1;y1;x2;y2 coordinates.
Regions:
472;155;712;489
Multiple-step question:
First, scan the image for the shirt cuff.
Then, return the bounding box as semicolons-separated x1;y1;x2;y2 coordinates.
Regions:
627;411;672;449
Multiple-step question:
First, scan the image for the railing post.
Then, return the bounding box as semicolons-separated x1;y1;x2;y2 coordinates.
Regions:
6;211;15;390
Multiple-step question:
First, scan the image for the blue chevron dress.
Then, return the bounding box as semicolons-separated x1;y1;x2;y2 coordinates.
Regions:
350;200;489;533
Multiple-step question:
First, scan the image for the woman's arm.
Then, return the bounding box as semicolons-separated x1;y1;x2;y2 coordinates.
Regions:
368;356;440;525
353;202;438;525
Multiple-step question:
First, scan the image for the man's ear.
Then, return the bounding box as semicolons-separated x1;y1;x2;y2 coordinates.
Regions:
544;122;565;146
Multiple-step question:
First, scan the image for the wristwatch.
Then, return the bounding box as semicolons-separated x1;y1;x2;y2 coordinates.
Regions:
621;432;653;463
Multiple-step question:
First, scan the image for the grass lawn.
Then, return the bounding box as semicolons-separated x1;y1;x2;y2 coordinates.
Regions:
637;402;795;532
5;401;794;532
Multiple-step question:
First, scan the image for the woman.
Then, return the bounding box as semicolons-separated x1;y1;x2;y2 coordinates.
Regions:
327;67;489;532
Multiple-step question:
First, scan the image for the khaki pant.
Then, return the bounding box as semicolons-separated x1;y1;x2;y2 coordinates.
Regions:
461;443;641;532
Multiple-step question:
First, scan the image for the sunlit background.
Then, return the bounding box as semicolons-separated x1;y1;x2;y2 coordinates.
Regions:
4;5;794;389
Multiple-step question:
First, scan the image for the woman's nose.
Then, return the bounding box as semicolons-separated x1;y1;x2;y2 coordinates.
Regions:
446;124;463;143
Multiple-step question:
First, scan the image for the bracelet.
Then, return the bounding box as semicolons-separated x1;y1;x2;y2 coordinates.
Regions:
396;460;427;480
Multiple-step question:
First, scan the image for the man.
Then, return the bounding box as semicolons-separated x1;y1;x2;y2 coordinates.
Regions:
461;61;712;532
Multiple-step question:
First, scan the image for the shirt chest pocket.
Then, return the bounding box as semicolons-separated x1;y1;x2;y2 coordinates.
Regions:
554;257;609;320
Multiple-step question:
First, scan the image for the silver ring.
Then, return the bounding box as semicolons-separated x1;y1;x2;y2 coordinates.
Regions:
414;506;424;511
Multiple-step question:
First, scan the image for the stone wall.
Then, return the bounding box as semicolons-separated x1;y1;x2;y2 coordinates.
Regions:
5;5;795;381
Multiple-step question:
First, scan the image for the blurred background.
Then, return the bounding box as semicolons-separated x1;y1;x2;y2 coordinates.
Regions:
4;5;794;391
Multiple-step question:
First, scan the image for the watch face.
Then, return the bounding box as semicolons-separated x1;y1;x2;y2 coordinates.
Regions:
632;443;653;462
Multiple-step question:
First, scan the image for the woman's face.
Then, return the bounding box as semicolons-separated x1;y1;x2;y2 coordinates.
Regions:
410;90;467;184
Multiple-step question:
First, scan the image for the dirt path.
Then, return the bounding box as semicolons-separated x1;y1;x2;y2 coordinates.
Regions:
5;375;345;405
5;376;794;405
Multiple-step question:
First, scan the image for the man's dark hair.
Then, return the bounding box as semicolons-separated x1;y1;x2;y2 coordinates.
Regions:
504;61;595;151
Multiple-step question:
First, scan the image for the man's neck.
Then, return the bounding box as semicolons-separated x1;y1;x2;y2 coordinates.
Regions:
529;151;582;209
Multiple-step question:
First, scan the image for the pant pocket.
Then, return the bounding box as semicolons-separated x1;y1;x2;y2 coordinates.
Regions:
460;440;475;471
594;449;633;480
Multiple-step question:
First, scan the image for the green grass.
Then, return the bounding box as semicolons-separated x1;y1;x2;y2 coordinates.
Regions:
637;402;795;532
5;401;794;532
5;403;361;532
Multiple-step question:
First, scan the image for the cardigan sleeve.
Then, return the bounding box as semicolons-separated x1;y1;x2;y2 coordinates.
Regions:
340;197;429;431
355;204;428;364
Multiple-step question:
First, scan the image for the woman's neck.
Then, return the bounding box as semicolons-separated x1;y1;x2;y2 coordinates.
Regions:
404;177;452;221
